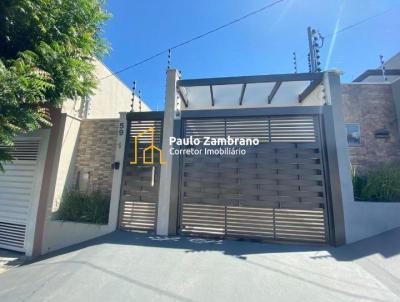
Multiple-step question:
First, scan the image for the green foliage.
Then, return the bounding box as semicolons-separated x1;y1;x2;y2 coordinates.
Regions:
351;164;366;201
0;56;54;147
0;0;110;170
352;163;400;202
56;190;110;224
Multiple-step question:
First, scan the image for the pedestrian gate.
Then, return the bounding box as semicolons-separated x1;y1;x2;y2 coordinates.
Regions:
118;113;163;232
179;115;332;244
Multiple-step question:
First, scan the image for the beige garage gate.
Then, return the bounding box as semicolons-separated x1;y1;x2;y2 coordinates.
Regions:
0;133;49;253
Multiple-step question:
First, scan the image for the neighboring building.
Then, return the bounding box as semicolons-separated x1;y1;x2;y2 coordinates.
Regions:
341;52;400;172
0;59;150;255
384;52;400;70
352;52;400;83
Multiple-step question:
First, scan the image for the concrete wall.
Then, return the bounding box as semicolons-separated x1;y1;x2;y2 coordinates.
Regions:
50;59;150;210
41;117;125;254
392;79;400;135
61;59;150;119
41;220;113;254
61;97;84;118
51;115;81;211
343;201;400;243
156;69;182;236
341;83;400;172
323;72;352;245
40;118;121;254
340;81;400;243
109;113;127;231
37;59;152;255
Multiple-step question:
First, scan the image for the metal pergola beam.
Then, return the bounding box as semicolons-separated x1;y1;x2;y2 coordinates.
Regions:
177;86;189;108
268;81;281;104
126;111;164;121
210;85;215;106
239;83;247;106
177;72;324;87
180;106;324;119
298;79;321;103
353;69;400;82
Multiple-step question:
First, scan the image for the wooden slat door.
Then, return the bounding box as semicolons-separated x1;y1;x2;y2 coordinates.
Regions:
179;115;331;244
119;118;163;232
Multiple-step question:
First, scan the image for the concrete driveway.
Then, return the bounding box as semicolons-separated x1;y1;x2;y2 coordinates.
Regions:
0;229;399;302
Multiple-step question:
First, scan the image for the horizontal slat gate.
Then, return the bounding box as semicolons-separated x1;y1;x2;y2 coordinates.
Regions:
0;139;41;252
180;116;330;244
119;118;163;232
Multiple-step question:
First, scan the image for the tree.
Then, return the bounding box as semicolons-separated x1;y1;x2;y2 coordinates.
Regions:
0;0;110;171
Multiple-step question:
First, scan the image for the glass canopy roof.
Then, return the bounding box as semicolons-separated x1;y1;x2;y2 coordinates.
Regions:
177;73;325;110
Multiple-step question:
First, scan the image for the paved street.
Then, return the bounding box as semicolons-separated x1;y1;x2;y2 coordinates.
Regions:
0;229;399;302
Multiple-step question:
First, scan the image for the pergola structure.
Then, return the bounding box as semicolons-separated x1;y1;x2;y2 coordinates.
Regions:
176;72;325;109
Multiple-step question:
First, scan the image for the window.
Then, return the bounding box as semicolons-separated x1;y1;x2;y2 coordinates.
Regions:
345;123;361;146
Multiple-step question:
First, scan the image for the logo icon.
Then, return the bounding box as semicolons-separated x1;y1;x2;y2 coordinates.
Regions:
130;127;165;165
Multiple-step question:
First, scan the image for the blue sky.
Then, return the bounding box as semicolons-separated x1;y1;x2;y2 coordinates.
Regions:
101;0;400;110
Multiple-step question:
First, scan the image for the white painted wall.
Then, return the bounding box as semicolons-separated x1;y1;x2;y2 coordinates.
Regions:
39;113;83;254
50;115;81;212
156;69;181;236
41;221;113;254
325;72;400;243
344;201;400;243
24;130;51;256
40;59;152;255
62;96;84;118
54;59;150;213
108;113;128;230
86;59;150;118
61;59;150;119
41;113;126;254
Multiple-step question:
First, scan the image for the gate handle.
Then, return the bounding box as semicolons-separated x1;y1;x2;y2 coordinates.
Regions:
151;166;155;187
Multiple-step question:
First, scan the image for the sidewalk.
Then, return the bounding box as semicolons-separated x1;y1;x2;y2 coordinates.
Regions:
0;229;399;302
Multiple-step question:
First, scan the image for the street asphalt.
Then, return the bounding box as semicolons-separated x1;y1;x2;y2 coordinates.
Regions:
0;228;399;302
0;249;24;274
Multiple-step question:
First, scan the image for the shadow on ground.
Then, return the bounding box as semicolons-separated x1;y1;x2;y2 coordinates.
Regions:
28;227;400;265
325;227;400;261
1;229;399;302
0;249;25;273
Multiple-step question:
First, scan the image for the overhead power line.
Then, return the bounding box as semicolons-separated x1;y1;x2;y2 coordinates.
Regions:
103;3;396;80
100;0;285;80
324;8;394;38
